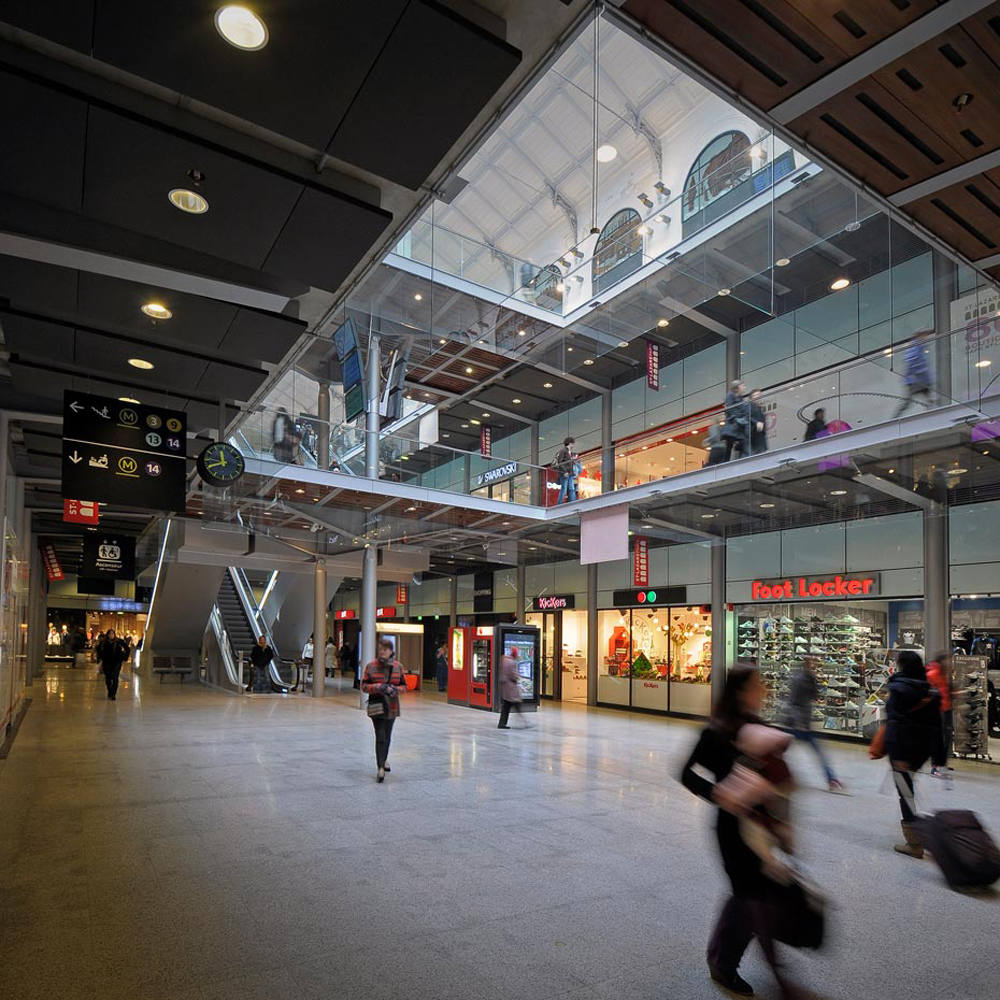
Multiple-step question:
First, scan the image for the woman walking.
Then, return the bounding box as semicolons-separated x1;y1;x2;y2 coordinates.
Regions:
361;639;407;782
681;666;798;998
885;650;941;857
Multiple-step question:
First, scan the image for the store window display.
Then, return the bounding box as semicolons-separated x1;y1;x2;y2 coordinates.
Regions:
737;602;888;738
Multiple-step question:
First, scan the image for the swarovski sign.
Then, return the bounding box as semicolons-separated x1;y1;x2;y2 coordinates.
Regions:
476;462;518;487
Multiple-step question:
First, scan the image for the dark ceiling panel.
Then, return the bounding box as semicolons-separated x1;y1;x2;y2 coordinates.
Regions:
83;108;301;270
219;308;305;364
0;70;87;213
75;331;209;387
194;361;267;402
0;1;95;53
327;0;521;189
3;314;76;359
263;186;392;294
0;255;78;315
91;0;409;150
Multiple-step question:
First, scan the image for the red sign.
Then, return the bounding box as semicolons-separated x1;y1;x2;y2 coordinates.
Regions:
376;606;397;618
633;535;649;587
751;574;878;600
396;584;409;605
480;424;492;458
63;499;99;525
646;341;660;391
334;610;356;620
41;543;63;582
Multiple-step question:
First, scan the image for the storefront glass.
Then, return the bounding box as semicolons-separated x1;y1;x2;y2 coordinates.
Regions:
596;606;712;716
560;609;587;703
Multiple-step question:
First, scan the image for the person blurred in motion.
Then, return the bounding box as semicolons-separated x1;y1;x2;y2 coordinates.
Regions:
748;389;768;456
681;666;799;998
925;652;953;781
497;647;526;729
885;650;941;857
803;408;827;441
273;425;303;464
324;636;336;678
893;329;934;417
703;421;728;467
435;638;449;692
785;658;843;792
361;638;406;782
97;629;128;701
722;380;749;461
553;436;579;504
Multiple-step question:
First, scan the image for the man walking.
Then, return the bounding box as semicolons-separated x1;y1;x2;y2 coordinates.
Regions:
786;658;844;791
893;329;934;417
98;629;129;701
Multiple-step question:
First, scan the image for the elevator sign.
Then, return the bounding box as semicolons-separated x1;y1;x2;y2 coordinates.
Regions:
751;573;880;600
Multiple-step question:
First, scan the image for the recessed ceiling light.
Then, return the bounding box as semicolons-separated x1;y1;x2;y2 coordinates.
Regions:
168;189;209;214
128;358;154;370
718;288;731;297
775;257;790;267
118;397;140;404
406;506;417;512
567;346;573;352
465;367;474;374
556;282;566;292
141;302;172;320
656;319;669;328
442;433;450;438
543;382;552;388
759;502;775;509
641;445;648;450
701;513;716;519
950;467;968;474
883;348;893;356
470;419;481;425
414;293;422;301
518;329;526;336
596;144;618;163
638;225;652;236
976;359;992;368
439;338;447;345
512;398;522;404
400;455;409;461
830;489;848;496
482;412;490;418
583;358;594;365
617;453;625;458
845;221;861;232
830;277;851;291
215;5;269;49
295;488;305;495
617;340;629;348
461;423;469;429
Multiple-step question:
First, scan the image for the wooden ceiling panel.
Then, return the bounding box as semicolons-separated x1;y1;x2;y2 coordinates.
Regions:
621;0;846;110
907;176;1000;259
872;24;1000;161
792;0;938;59
789;81;966;194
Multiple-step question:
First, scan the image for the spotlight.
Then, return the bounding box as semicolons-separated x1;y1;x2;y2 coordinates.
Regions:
596;144;618;162
830;277;850;291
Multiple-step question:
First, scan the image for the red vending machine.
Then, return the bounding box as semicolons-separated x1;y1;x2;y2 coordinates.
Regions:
447;625;494;709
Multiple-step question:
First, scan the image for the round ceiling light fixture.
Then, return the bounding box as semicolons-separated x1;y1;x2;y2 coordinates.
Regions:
617;340;629;348
583;358;594;365
775;257;791;267
141;302;172;320
118;396;140;404
128;358;154;370
168;188;209;214
596;144;618;163
830;277;851;291
950;467;968;474
759;502;775;509
830;489;848;496
555;281;566;293
657;318;669;328
414;293;422;301
845;221;861;233
465;366;474;374
542;381;552;388
518;329;526;336
215;5;269;50
976;359;992;368
512;398;522;404
718;287;731;297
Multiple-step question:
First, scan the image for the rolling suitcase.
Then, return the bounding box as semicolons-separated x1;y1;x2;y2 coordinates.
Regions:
914;810;1000;889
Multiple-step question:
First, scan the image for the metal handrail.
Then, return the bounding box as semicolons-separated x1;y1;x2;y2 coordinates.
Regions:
208;604;242;689
228;566;293;688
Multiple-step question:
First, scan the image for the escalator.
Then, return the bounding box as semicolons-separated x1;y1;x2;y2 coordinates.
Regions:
214;569;295;691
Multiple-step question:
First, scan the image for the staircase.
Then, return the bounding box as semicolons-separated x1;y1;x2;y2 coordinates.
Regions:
216;573;256;670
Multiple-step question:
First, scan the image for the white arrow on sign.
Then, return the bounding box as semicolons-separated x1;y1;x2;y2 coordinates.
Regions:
68;451;82;464
69;401;83;413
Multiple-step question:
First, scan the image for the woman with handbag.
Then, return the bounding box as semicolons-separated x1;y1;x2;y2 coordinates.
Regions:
361;639;407;782
884;650;941;857
681;666;802;999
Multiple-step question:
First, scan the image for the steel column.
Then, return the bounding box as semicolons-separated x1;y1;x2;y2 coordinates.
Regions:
932;252;957;402
312;557;327;698
923;502;950;663
601;391;614;493
711;537;726;706
587;563;598;706
317;380;331;470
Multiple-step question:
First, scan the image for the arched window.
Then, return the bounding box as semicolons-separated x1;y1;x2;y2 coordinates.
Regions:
682;131;753;230
592;209;642;294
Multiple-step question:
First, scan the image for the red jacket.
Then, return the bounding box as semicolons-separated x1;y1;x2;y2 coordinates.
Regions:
361;659;406;719
925;660;951;711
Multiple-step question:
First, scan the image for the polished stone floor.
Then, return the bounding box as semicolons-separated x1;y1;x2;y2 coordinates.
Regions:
2;666;999;1000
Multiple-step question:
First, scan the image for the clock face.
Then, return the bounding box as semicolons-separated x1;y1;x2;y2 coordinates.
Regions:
197;442;245;485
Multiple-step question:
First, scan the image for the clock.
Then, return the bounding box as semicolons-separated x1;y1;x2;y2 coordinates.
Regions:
197;441;245;486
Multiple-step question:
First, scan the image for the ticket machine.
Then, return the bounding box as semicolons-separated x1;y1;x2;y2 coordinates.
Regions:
494;623;541;710
447;625;494;709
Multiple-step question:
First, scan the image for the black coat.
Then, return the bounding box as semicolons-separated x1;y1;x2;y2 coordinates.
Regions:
98;638;128;671
250;644;274;668
885;674;941;767
722;391;749;441
681;722;772;898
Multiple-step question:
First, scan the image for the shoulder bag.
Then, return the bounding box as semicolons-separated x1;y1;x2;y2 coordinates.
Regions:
366;668;387;718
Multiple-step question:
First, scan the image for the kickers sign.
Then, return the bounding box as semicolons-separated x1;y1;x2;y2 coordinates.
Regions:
752;573;879;600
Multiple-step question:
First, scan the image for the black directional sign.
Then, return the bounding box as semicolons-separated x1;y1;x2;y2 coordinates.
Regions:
61;391;187;512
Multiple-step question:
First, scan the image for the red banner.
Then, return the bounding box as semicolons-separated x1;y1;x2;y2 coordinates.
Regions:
63;499;99;525
334;610;355;619
646;341;660;391
41;543;63;582
376;606;397;618
396;584;408;605
633;535;649;587
480;424;492;458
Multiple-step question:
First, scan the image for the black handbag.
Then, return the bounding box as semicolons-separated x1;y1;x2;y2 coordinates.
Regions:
771;876;826;950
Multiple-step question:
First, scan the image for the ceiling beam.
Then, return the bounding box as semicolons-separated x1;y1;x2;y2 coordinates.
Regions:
890;147;1000;207
769;0;995;125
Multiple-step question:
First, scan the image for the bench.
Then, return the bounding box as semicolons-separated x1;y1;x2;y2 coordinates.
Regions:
152;656;196;683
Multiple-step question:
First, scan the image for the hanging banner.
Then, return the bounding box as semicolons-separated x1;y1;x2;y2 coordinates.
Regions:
633;535;649;587
480;424;492;458
646;341;660;391
396;584;409;605
41;543;63;582
63;499;99;525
